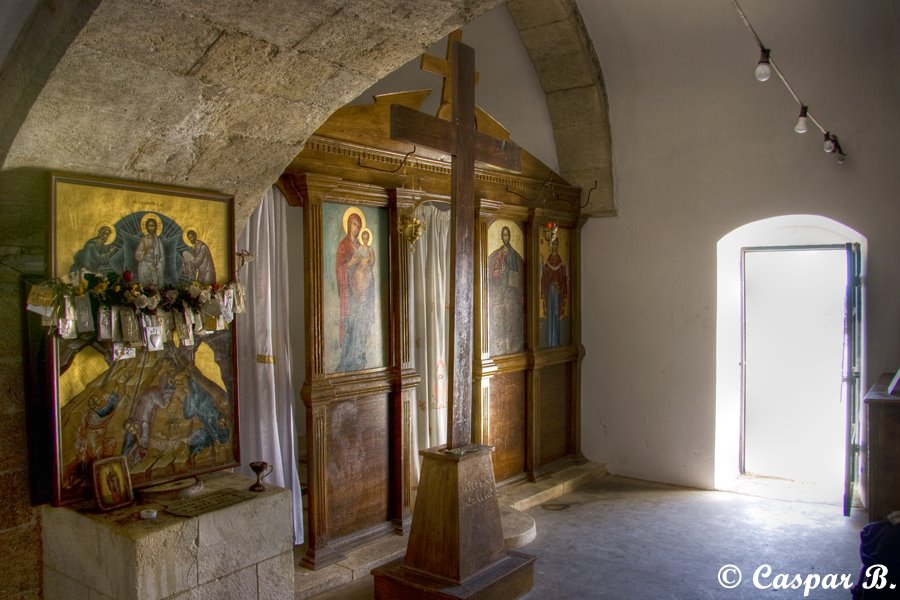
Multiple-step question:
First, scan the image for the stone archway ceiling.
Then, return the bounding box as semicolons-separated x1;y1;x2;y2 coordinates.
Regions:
1;0;614;227
507;0;615;217
0;0;506;227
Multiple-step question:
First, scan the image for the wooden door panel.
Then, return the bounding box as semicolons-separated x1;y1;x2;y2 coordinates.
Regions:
326;394;390;538
539;363;571;466
489;372;527;482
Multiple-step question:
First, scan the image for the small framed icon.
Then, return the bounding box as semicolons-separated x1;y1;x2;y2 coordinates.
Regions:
92;456;134;511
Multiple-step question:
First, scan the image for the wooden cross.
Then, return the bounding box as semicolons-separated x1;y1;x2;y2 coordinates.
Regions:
391;41;521;449
419;30;480;121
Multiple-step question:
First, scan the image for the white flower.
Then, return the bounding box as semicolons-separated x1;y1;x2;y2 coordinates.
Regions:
188;283;201;298
146;294;160;311
134;294;149;309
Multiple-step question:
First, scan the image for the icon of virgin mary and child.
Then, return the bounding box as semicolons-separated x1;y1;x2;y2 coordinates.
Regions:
334;210;376;372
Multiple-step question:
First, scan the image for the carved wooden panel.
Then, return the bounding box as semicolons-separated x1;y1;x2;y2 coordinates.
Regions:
489;371;527;482
539;363;572;466
326;394;390;538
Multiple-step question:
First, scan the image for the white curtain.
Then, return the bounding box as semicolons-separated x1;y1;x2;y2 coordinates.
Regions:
410;204;451;485
236;186;304;545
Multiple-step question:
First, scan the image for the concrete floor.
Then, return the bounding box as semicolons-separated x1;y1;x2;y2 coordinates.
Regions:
306;475;872;599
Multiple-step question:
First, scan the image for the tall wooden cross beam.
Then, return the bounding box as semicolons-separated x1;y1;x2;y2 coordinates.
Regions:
376;41;534;599
419;30;480;121
391;41;521;449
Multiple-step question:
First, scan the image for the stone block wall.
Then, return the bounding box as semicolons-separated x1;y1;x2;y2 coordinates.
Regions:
0;168;49;599
42;474;293;600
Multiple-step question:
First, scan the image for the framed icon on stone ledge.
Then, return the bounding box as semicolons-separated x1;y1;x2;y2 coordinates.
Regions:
92;456;134;510
36;173;240;507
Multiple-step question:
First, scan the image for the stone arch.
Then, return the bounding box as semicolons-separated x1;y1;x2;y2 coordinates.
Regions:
507;0;614;216
0;0;614;225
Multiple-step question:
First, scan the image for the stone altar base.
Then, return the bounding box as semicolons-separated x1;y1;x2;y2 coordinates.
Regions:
41;472;294;600
371;445;535;600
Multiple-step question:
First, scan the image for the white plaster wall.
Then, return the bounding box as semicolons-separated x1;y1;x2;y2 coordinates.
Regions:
578;0;900;488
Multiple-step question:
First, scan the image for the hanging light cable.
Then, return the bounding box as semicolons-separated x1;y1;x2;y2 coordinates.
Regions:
732;0;846;163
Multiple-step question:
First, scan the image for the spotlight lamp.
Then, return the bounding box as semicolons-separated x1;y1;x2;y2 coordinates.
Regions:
794;106;809;134
822;132;846;163
755;48;772;82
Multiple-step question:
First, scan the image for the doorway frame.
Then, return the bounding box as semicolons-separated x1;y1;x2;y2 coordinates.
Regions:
715;215;867;498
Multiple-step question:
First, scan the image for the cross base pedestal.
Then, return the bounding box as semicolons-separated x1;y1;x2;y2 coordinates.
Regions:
373;550;535;600
372;445;535;600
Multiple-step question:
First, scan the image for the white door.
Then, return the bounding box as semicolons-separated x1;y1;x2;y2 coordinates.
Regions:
741;246;847;493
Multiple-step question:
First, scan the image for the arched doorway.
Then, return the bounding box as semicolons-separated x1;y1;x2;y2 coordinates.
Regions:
715;215;866;509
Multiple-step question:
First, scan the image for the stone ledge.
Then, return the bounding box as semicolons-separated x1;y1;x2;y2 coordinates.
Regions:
496;461;607;553
500;504;536;550
498;461;608;512
294;556;354;600
293;531;408;599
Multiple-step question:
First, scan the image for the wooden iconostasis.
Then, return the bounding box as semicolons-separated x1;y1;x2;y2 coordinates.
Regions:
279;91;585;570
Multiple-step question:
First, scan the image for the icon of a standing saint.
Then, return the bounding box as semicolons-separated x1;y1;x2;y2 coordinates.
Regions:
487;221;526;356
134;213;165;288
